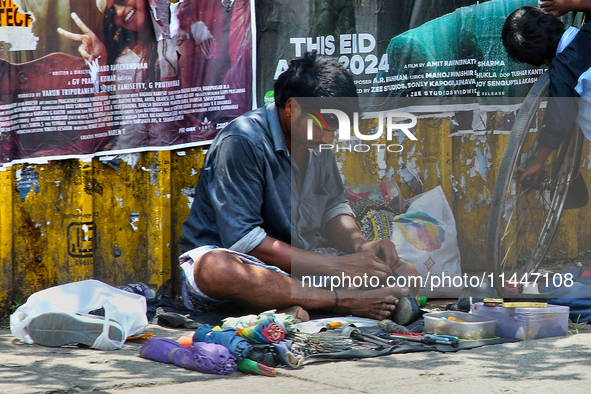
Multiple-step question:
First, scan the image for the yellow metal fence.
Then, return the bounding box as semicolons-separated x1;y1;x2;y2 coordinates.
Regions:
1;116;591;312
337;116;591;274
0;148;206;313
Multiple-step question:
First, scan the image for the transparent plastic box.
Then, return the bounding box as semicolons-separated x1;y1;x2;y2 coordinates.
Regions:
423;311;496;340
470;303;569;340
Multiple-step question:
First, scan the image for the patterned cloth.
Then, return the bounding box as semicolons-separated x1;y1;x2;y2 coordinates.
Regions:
350;198;399;241
236;322;285;344
222;310;297;333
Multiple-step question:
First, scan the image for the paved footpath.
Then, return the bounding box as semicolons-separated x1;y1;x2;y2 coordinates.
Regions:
1;324;591;394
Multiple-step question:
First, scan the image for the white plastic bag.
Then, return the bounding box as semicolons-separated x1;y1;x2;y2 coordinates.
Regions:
390;186;462;298
10;279;148;350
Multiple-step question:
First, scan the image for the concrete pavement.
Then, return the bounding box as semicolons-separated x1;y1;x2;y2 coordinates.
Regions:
1;324;590;394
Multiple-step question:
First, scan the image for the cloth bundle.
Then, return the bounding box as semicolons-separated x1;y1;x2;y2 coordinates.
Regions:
193;324;253;360
140;337;236;375
236;322;285;344
222;310;297;333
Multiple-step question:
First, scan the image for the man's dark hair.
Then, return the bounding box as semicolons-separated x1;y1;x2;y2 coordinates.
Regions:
502;6;565;67
274;52;358;109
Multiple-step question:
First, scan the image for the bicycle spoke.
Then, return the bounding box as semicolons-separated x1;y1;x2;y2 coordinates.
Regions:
500;194;542;269
499;152;567;274
501;188;543;241
514;192;545;265
502;196;544;269
500;183;535;237
501;174;558;246
487;73;582;288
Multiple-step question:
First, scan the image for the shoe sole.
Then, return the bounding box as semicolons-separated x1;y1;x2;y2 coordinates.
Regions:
391;297;421;326
29;312;124;347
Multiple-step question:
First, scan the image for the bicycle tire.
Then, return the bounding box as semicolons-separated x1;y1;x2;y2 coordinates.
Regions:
486;72;583;291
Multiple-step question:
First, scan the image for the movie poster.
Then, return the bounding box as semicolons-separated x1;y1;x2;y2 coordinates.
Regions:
0;0;254;164
256;0;541;107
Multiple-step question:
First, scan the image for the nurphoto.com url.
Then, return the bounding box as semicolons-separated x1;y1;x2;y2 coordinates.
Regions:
301;271;575;292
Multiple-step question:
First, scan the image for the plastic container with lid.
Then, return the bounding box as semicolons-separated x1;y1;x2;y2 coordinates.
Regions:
423;311;497;340
470;302;569;340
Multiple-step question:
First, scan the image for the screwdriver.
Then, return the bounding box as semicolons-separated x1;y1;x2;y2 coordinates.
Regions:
384;332;459;348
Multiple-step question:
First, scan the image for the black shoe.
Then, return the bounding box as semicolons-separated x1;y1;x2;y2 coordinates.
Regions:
390;297;421;326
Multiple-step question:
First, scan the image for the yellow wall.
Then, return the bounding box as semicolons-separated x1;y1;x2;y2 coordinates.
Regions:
1;116;590;311
337;115;591;275
0;149;206;312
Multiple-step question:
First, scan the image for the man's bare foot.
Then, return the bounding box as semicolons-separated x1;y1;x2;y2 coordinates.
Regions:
337;288;408;320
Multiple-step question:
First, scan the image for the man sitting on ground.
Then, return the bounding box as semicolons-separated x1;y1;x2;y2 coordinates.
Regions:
179;52;419;322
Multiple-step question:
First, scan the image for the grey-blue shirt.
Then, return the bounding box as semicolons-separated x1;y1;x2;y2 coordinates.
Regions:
179;103;353;255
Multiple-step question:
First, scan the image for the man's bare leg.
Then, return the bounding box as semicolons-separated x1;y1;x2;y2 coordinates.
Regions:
193;250;410;320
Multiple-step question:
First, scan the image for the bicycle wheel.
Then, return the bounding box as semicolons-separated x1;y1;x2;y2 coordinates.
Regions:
486;72;583;290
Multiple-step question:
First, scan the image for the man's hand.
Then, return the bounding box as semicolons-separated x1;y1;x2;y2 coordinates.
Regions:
335;249;394;280
513;143;554;185
322;213;402;278
250;236;395;279
355;239;401;272
540;0;591;16
513;160;545;185
57;12;107;65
